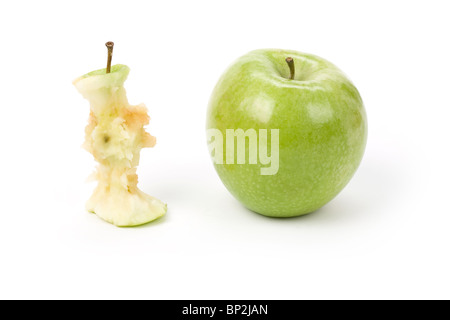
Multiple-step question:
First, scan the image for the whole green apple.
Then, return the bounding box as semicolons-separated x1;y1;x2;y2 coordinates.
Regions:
206;49;367;217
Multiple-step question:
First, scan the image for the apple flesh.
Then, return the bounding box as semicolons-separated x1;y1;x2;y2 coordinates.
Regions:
74;64;167;226
207;49;367;217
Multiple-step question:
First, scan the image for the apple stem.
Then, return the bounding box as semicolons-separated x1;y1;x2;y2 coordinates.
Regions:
105;41;114;74
286;57;295;80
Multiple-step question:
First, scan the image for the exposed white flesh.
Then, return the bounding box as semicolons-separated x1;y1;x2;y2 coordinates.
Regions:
73;65;167;227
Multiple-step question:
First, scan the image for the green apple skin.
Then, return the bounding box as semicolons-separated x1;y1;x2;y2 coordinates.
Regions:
206;49;367;217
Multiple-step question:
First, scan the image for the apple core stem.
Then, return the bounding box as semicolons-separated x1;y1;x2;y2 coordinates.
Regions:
105;41;114;74
286;57;295;80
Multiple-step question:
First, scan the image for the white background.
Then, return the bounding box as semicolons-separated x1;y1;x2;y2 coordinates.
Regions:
0;0;449;300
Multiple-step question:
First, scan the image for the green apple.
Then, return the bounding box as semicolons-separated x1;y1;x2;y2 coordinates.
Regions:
74;61;167;227
206;49;367;217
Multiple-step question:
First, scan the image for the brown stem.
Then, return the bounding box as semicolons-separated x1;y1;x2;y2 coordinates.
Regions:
285;57;295;80
105;41;114;73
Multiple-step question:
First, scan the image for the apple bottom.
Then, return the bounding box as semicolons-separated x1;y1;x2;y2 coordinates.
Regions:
210;126;365;218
